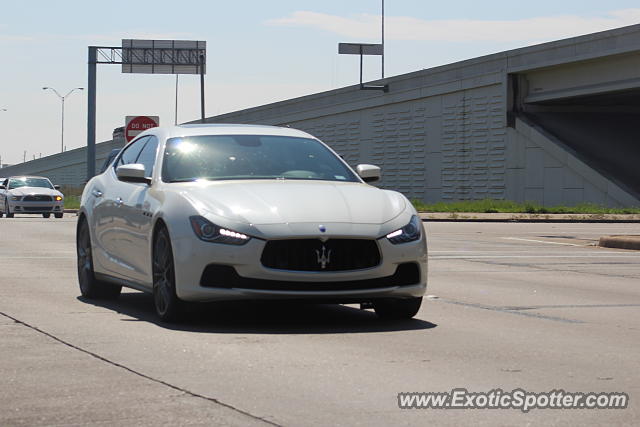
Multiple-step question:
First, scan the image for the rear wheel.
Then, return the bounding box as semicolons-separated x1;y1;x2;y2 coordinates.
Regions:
54;213;64;218
373;297;423;320
152;226;182;322
77;217;121;299
5;201;14;218
43;213;51;218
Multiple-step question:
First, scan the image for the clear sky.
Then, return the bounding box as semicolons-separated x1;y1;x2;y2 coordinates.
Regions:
1;1;639;165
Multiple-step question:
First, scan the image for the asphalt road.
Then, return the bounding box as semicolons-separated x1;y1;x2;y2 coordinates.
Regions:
1;216;639;426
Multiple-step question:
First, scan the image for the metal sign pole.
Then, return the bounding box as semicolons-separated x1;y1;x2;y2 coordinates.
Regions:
200;54;205;123
175;75;179;125
359;46;364;88
382;0;385;79
86;46;97;181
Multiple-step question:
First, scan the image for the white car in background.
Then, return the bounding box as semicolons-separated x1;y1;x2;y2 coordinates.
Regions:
77;124;428;321
0;176;65;218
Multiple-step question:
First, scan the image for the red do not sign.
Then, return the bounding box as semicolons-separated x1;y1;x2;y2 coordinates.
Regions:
125;116;159;142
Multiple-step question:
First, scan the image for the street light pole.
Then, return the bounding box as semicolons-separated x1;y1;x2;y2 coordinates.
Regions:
0;109;6;167
43;87;84;153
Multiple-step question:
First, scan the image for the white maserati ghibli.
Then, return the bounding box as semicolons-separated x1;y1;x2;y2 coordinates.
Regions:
77;124;427;321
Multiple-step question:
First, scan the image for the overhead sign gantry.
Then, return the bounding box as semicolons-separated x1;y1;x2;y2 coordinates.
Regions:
86;39;206;181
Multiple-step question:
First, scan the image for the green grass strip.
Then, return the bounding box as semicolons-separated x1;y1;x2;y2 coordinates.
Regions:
411;199;640;214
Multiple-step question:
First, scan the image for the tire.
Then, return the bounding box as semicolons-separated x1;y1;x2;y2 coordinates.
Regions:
77;217;121;299
55;213;64;219
43;213;51;218
373;297;423;320
5;201;14;218
152;226;182;322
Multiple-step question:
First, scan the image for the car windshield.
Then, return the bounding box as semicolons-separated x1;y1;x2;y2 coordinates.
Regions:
162;135;359;183
8;177;54;190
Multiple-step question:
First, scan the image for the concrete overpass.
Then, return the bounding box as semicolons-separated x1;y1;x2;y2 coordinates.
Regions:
2;24;639;207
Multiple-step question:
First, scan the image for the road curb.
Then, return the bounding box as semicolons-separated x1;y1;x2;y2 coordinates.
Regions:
598;235;640;250
419;212;640;223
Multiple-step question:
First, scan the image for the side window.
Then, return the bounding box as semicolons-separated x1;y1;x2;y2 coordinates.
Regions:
135;136;159;177
115;136;149;169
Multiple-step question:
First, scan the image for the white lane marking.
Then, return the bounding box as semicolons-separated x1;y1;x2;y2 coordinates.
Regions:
501;237;585;246
0;256;75;259
430;250;585;253
431;255;640;259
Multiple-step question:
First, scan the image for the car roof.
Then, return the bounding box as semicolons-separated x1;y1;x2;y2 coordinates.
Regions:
142;124;315;141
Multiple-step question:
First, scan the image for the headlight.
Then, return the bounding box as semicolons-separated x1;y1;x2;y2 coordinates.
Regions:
386;215;422;244
10;196;22;201
54;195;63;202
189;216;251;245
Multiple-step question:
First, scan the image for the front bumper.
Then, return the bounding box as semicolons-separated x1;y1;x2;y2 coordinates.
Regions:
8;199;64;214
171;233;428;302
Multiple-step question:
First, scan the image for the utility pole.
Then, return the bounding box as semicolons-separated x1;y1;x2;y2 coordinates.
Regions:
382;0;385;78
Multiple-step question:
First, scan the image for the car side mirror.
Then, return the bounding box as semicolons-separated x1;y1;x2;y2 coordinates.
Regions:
54;185;61;190
0;185;5;190
356;164;381;183
116;164;151;185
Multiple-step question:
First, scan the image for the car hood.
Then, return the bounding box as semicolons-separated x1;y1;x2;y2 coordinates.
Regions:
179;180;406;225
8;187;62;197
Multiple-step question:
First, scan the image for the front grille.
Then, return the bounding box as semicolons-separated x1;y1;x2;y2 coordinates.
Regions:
22;206;53;212
23;195;52;202
261;239;381;272
200;263;421;291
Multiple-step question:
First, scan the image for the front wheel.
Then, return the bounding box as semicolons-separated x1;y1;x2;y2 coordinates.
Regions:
5;201;14;218
152;227;182;322
54;213;64;218
77;217;121;299
373;297;423;320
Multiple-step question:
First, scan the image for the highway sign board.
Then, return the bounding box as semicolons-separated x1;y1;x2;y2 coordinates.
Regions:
122;39;206;74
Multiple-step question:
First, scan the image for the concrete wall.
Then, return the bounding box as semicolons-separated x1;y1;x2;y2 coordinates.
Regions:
0;139;124;187
506;118;638;207
280;84;507;203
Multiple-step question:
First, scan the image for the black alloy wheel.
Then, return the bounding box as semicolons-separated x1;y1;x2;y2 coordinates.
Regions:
77;218;121;299
152;227;182;321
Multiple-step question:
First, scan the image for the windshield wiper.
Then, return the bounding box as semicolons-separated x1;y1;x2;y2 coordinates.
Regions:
167;178;199;183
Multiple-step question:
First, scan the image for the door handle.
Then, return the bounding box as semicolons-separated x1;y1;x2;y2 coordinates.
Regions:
92;189;103;198
115;197;124;207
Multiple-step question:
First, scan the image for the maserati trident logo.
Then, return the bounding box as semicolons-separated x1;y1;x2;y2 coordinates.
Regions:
315;245;332;269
